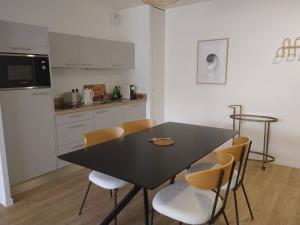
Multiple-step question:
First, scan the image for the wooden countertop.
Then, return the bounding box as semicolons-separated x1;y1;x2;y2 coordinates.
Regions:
55;98;146;116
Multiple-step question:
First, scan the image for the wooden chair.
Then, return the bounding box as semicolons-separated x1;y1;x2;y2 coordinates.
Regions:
122;119;156;135
151;153;236;225
186;137;254;225
79;127;127;225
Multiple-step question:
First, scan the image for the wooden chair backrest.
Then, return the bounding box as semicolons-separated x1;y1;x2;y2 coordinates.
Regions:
84;127;124;148
122;119;156;135
219;137;250;162
186;153;234;190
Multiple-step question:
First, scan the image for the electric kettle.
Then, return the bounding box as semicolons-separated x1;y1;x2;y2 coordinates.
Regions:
82;88;94;105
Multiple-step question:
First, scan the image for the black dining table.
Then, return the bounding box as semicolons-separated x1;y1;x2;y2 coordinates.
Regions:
58;122;237;225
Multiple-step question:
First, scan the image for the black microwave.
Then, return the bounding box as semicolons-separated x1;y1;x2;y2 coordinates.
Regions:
0;53;51;89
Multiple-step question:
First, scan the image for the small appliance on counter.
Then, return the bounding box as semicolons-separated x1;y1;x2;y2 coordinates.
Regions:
82;88;94;105
62;89;81;107
112;86;122;101
122;84;137;100
83;84;106;103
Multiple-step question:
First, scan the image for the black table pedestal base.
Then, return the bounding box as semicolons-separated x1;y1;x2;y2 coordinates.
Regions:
99;185;141;225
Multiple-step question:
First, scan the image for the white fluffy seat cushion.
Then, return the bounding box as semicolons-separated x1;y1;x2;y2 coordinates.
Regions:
89;171;128;190
221;170;238;190
152;183;223;225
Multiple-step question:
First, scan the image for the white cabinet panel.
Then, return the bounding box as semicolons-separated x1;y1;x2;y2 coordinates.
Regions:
0;89;56;185
57;141;84;168
56;119;93;147
80;37;110;69
93;106;123;129
0;20;48;55
49;32;80;68
123;103;146;122
56;111;92;125
110;41;135;69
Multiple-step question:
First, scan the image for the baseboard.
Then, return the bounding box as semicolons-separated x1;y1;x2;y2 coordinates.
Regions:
0;196;13;207
11;165;84;196
273;159;300;169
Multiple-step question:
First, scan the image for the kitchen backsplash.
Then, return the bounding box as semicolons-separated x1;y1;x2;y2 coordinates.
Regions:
51;68;123;98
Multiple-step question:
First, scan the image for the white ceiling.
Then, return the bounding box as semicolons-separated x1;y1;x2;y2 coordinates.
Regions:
95;0;212;10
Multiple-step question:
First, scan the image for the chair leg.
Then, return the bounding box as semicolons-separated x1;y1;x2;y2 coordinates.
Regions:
150;208;155;225
114;189;118;225
223;211;230;225
79;181;92;216
241;183;254;220
233;190;239;225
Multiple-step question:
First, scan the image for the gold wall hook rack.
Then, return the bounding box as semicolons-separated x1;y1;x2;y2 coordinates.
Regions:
274;37;300;63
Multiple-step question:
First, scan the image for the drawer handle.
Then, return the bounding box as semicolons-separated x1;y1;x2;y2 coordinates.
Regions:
32;92;50;96
96;110;107;114
69;114;83;118
72;144;83;150
81;63;94;66
12;46;32;51
70;124;84;129
65;63;78;66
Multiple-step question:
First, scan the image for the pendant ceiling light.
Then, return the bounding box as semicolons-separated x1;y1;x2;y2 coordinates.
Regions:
143;0;178;6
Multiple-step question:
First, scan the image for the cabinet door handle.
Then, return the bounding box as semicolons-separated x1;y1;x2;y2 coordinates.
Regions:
81;63;94;66
65;63;78;66
70;124;84;129
95;110;107;114
69;114;83;118
72;144;84;150
12;46;32;51
32;92;51;96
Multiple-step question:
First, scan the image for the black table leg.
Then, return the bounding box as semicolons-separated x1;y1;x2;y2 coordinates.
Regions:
169;175;176;185
143;188;150;225
99;185;141;225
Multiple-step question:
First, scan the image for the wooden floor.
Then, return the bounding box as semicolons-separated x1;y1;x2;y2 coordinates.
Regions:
1;160;300;225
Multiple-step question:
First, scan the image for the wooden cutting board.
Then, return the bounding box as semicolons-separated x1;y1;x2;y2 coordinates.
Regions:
83;84;106;101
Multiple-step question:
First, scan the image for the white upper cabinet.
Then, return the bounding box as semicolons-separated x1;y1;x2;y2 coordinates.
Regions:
79;37;110;69
48;31;135;69
49;32;80;68
110;41;135;69
0;20;48;55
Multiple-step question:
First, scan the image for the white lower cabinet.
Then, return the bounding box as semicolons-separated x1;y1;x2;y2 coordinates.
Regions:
93;106;123;129
57;141;85;168
55;102;146;168
55;111;94;168
123;103;147;122
56;119;94;147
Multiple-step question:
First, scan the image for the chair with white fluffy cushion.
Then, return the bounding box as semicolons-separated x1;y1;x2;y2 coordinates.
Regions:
151;152;235;225
186;137;254;225
78;127;127;225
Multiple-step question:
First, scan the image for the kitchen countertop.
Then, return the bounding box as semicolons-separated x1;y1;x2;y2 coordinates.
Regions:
55;98;147;116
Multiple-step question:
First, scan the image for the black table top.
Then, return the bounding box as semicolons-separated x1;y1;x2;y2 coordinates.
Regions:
58;122;237;190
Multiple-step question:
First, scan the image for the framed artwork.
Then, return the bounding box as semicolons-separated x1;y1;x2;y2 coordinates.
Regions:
197;38;229;84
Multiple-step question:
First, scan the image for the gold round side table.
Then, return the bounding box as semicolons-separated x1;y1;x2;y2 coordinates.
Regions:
229;105;278;170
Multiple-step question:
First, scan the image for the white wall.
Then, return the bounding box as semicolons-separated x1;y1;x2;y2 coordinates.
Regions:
165;0;300;168
119;6;166;121
151;8;166;123
0;0;125;97
0;106;13;207
119;5;152;117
